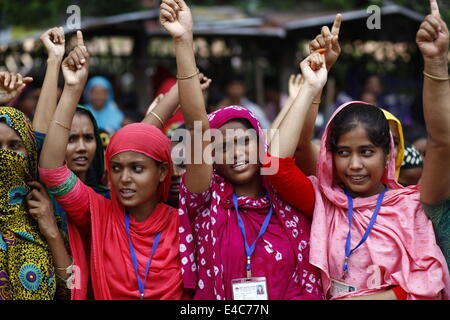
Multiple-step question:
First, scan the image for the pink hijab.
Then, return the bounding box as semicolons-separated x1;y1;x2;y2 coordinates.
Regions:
309;101;450;299
178;106;323;300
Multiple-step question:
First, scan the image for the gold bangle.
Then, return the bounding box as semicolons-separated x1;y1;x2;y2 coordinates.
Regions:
53;120;71;131
312;100;321;104
423;71;450;81
150;111;164;127
176;68;199;80
56;261;73;273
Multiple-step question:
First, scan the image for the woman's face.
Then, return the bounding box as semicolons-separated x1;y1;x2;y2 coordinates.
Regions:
333;124;388;198
110;151;168;209
213;120;261;186
89;85;108;111
0;122;27;156
19;88;41;118
65;113;97;180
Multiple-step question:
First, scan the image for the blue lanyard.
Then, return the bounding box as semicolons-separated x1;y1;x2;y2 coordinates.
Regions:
343;186;387;278
125;213;162;300
232;193;273;279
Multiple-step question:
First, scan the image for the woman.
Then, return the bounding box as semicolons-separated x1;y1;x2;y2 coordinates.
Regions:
417;0;450;273
83;76;124;135
398;142;423;187
0;107;57;299
161;0;322;300
268;1;450;299
39;31;195;300
53;106;109;241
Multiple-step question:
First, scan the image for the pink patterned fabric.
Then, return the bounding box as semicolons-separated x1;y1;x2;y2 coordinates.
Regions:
309;101;450;300
178;106;323;300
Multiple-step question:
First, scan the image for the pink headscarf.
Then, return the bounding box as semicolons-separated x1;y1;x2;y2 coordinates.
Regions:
309;101;450;299
178;106;323;300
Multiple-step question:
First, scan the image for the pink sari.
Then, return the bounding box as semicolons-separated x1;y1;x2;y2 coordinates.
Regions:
309;101;450;300
178;106;323;300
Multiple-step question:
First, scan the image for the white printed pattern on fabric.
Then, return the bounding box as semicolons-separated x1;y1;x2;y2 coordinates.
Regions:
178;174;322;299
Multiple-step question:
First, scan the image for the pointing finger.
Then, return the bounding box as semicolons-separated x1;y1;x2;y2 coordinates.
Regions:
77;30;84;47
331;13;342;36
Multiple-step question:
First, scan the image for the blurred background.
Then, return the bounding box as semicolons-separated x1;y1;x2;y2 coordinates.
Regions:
1;0;449;142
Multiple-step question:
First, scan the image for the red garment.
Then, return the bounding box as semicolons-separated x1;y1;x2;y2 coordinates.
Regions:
162;110;184;136
264;154;315;219
39;123;194;300
393;286;408;300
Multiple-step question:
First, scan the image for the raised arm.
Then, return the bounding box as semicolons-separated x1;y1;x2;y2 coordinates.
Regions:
0;71;33;105
295;14;341;176
160;0;213;193
26;181;72;282
417;0;450;204
268;74;303;144
269;53;327;158
40;31;89;170
33;27;65;133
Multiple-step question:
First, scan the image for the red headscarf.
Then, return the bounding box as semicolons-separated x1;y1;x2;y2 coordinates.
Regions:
105;123;173;203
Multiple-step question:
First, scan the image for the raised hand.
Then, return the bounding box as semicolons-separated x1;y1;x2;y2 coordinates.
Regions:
416;0;449;61
300;52;328;93
40;27;65;60
0;71;33;105
160;0;193;40
61;31;89;87
288;74;303;99
26;181;60;240
199;73;212;91
309;14;342;71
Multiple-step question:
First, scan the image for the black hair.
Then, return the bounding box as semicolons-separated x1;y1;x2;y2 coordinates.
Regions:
329;103;390;154
231;118;253;130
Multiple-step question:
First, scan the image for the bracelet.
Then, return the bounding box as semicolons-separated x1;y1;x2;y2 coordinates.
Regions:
423;71;450;81
56;262;73;274
150;111;164;127
312;100;321;104
176;68;199;80
53;120;71;131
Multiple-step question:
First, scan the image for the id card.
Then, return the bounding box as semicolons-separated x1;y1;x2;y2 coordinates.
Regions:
232;277;268;300
330;279;357;298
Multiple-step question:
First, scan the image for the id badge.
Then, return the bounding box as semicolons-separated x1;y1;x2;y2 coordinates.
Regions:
330;279;357;298
232;277;268;300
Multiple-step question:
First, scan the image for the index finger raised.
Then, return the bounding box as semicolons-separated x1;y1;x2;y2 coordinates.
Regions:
331;13;342;36
430;0;441;18
77;30;84;46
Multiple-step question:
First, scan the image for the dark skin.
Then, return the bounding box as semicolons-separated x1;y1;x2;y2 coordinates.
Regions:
213;120;265;199
110;151;168;222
